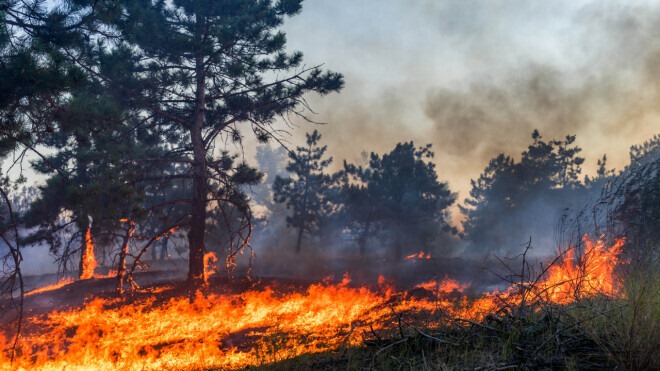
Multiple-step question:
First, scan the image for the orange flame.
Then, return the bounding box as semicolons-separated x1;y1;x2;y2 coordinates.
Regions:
1;235;626;369
405;251;432;260
539;235;625;304
26;277;75;296
204;251;218;283
79;228;97;280
414;276;469;293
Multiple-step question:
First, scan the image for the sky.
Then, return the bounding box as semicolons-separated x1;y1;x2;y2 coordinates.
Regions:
276;0;660;211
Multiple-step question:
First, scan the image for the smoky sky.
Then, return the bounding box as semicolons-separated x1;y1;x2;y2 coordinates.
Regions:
273;0;660;206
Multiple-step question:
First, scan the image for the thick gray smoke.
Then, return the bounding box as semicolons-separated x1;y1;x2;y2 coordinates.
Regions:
281;0;660;198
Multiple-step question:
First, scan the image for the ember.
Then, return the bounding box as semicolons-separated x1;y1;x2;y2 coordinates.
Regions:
405;251;432;260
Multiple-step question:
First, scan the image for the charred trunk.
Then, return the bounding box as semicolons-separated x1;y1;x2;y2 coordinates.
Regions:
78;223;89;279
295;225;304;253
115;221;134;295
187;119;207;287
75;134;94;280
187;25;208;289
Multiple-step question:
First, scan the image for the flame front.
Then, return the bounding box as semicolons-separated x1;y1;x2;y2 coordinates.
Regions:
1;236;626;370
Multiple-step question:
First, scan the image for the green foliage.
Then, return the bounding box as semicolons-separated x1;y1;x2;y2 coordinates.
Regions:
606;148;660;264
273;130;335;253
2;0;342;283
629;133;660;167
461;130;586;254
0;1;87;158
81;0;343;283
342;142;457;258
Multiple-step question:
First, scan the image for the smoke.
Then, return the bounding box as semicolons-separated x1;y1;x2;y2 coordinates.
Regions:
279;0;660;199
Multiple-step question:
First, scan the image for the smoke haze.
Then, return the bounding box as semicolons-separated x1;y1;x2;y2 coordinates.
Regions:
278;0;660;205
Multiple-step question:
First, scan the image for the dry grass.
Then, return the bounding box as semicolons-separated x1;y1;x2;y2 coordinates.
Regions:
248;253;659;371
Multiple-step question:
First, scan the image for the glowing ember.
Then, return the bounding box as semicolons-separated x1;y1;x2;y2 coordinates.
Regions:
79;228;97;280
0;235;625;369
405;251;432;260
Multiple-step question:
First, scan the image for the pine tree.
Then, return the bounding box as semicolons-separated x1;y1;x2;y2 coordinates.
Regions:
343;143;456;259
461;130;586;254
273;130;335;253
83;0;343;288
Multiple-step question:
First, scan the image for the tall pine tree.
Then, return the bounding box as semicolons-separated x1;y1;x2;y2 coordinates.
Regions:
87;0;343;287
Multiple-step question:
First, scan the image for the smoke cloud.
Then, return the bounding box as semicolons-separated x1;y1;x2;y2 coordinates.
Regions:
280;0;660;201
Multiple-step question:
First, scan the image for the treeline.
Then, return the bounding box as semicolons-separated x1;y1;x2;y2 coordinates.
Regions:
264;130;660;260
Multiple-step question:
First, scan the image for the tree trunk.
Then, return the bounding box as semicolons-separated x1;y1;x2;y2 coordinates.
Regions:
75;134;94;280
78;222;87;279
159;236;168;261
187;117;208;287
79;224;96;280
295;225;304;253
115;221;134;295
187;17;208;289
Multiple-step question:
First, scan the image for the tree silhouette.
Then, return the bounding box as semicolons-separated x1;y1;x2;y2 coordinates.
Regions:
273;130;335;253
461;130;586;255
344;142;456;259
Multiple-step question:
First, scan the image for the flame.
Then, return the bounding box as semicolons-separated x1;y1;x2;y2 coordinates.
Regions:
414;276;469;293
80;228;97;280
204;251;218;283
1;235;626;369
405;251;432;260
539;235;625;304
25;277;75;296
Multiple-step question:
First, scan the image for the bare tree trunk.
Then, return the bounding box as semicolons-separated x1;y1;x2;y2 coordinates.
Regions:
295;225;304;253
0;188;25;364
187;16;208;290
160;236;168;261
115;221;134;295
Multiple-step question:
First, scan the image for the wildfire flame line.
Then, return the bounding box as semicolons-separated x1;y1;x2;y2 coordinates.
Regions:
1;235;626;370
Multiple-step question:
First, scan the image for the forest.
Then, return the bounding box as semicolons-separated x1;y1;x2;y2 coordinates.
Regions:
1;1;658;370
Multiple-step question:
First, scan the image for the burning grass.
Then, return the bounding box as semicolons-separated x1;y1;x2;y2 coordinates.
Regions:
2;235;656;370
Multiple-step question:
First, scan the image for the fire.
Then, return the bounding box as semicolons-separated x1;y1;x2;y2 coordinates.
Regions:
25;277;74;296
405;251;432;260
414;276;469;293
1;235;626;369
204;251;218;283
79;228;97;280
540;235;625;304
